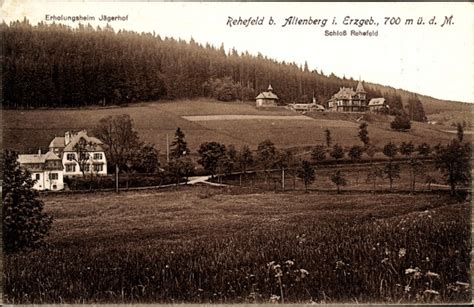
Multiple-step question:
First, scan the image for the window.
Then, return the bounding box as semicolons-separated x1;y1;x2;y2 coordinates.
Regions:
79;153;89;160
93;164;103;172
83;164;90;172
35;174;40;180
49;173;58;180
66;164;76;172
93;153;103;160
67;153;75;161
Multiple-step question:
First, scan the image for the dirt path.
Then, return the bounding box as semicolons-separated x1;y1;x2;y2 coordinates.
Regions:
182;114;312;121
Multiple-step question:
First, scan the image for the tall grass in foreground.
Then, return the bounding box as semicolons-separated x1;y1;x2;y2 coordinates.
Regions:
4;202;470;304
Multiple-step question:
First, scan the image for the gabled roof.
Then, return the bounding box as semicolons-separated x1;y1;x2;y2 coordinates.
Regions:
63;131;104;152
18;154;45;164
49;137;65;148
356;81;366;93
43;151;61;160
368;98;386;106
18;151;60;164
333;87;356;99
256;91;279;100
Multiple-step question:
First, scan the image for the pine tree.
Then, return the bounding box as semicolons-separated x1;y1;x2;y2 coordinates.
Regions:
2;150;53;253
170;127;189;159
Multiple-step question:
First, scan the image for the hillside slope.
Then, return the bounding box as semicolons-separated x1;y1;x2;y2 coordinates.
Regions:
2;100;456;154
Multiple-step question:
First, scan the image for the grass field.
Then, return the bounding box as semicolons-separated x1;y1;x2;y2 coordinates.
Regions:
2;99;456;153
3;186;470;304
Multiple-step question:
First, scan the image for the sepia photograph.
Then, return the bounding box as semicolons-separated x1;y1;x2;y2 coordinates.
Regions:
1;1;472;305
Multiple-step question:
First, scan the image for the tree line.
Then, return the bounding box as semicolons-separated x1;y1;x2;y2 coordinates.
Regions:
2;19;425;120
86;115;470;196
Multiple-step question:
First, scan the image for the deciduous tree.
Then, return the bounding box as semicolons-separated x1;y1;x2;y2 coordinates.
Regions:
383;142;398;160
417;142;431;157
257;139;277;187
311;145;326;163
93;114;142;193
390;115;411;131
348;145;363;162
167;156;194;187
197;141;227;178
237;145;253;185
435;139;471;195
330;170;347;194
383;162;400;192
330;144;344;162
132;144;160;174
297;160;315;192
399;141;415;158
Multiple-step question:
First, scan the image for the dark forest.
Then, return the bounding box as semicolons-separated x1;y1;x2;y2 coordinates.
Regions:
2;19;427;120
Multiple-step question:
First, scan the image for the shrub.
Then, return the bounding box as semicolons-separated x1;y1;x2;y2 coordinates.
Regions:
310;145;326;163
64;173;178;190
391;115;411;130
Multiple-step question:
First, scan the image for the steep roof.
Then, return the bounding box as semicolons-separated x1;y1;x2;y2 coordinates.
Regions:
333;87;356;99
18;151;60;164
49;137;65;148
43;151;61;160
368;98;386;106
356;81;366;93
63;131;104;152
256;91;279;100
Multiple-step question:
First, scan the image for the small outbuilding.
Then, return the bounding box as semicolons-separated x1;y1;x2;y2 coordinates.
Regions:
256;84;278;107
289;103;325;112
368;98;387;112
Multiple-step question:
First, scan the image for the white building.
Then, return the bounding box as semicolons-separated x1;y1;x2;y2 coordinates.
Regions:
49;130;108;178
368;98;388;112
288;102;325;112
256;84;279;107
327;81;367;112
18;150;64;191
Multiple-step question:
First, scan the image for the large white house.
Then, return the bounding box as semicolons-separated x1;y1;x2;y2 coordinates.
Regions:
49;130;108;178
18;150;64;191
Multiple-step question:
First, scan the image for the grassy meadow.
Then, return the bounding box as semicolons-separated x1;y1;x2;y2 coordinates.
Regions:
3;186;471;304
2;99;455;153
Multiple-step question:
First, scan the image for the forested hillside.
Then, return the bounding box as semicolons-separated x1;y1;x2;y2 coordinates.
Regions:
1;19;465;118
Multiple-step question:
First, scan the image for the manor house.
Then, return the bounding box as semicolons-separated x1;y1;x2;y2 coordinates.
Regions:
327;81;367;112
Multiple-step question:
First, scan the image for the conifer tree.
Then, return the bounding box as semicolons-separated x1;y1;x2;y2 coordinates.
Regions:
2;150;53;253
170;128;189;159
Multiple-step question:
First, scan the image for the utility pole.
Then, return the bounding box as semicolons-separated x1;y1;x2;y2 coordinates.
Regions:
282;168;285;191
115;164;119;194
166;134;170;163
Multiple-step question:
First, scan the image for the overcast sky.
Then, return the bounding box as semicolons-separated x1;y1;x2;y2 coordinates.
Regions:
2;1;472;103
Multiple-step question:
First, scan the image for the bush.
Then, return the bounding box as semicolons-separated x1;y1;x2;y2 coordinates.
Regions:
64;173;179;190
2;150;52;253
391;115;411;130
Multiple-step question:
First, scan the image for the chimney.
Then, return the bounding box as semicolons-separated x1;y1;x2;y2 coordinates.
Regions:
38;149;41;155
65;131;71;145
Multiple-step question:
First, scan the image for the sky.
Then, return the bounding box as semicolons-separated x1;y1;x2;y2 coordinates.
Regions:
1;1;473;103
